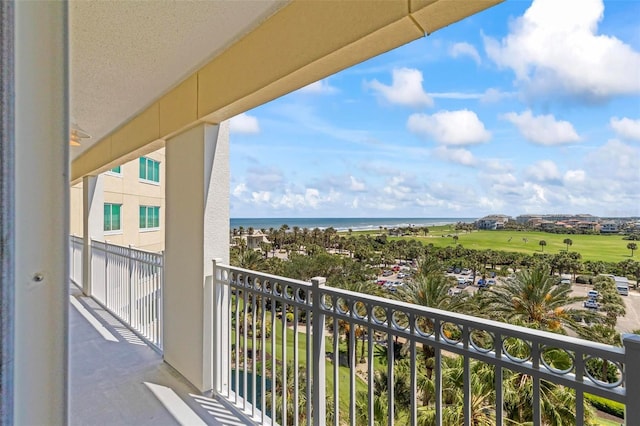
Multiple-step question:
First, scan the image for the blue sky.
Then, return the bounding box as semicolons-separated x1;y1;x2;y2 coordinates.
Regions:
229;0;640;219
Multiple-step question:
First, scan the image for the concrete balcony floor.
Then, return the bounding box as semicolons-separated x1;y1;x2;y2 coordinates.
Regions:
69;285;250;426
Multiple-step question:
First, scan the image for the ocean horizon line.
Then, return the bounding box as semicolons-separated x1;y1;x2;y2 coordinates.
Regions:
230;217;476;233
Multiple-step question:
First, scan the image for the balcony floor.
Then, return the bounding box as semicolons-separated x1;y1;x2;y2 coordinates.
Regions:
69;285;250;426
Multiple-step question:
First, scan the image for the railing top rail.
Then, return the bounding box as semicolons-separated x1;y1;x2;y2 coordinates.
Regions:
90;238;163;264
216;263;312;289
217;263;625;360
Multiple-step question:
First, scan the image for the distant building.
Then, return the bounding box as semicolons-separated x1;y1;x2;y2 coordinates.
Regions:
600;221;620;234
476;214;512;230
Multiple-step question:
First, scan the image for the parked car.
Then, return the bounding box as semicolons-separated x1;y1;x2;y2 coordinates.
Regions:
456;279;468;289
477;279;485;287
587;290;599;300
487;279;496;286
584;299;599;310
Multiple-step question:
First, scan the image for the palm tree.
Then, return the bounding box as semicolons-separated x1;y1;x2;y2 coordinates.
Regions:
563;238;573;252
627;242;637;257
231;246;265;270
392;260;467;386
539;240;547;252
480;266;586;333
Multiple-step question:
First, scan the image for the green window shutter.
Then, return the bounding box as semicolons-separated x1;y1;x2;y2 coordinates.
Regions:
139;157;146;179
112;205;121;231
139;206;146;229
155;161;160;182
104;204;111;231
152;207;159;228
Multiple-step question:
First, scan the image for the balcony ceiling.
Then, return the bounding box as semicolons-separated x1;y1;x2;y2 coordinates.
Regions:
70;0;503;181
70;0;287;158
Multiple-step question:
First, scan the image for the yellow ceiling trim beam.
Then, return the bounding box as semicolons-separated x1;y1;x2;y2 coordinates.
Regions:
71;0;502;183
411;0;502;34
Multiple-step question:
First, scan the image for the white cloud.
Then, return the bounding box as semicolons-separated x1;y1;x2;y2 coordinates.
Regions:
610;117;640;141
502;110;580;145
367;68;434;108
349;176;366;192
524;160;562;183
229;113;260;134
297;79;338;95
232;183;247;197
433;146;477;166
586;139;639;181
484;0;640;100
480;88;516;103
449;42;481;64
251;191;271;204
407;110;491;145
564;169;586;185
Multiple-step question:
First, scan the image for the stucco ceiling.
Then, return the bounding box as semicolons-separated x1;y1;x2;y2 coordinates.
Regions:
70;0;287;159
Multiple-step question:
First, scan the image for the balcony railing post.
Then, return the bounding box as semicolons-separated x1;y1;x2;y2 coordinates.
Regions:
211;258;229;396
623;334;640;424
311;276;327;426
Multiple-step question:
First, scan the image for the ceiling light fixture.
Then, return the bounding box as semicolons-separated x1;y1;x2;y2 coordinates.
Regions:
70;121;90;147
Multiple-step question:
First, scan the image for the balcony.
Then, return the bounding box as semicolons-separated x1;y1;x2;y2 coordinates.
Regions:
70;238;639;425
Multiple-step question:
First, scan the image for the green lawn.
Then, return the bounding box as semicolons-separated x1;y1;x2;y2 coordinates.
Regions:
390;228;634;263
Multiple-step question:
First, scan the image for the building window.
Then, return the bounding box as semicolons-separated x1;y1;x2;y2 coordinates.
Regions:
104;203;122;232
139;205;160;230
139;157;160;183
106;165;122;176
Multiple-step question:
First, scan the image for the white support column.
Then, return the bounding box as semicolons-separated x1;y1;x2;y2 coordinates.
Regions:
82;174;103;296
14;1;68;425
164;122;229;392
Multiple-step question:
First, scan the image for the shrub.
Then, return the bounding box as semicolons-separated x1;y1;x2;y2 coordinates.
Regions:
585;393;624;418
285;312;294;323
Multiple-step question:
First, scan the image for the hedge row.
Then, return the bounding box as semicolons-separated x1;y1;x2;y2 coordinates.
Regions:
585;393;624;418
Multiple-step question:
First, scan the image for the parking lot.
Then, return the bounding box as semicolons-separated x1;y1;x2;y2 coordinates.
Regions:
570;283;640;333
376;270;640;333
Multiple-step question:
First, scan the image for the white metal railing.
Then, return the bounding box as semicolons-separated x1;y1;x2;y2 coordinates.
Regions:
212;262;638;426
70;235;83;287
90;240;163;350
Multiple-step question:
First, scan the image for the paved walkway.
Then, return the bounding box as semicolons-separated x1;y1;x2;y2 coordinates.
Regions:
69;285;251;426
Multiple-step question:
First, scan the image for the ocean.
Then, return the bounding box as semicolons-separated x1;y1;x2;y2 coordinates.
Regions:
230;217;475;232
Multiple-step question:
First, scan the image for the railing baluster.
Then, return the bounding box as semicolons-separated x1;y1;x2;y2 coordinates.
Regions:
367;325;373;426
333;311;339;426
251;291;257;419
242;285;248;412
434;318;442;426
463;325;471;426
293;304;299;425
409;313;417;426
387;329;394;426
281;301;287;426
494;332;503;426
234;284;240;405
532;340;541;426
349;315;356;426
306;297;312;426
311;277;326;426
270;287;276;423
260;293;266;423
